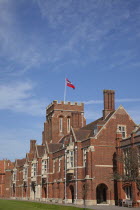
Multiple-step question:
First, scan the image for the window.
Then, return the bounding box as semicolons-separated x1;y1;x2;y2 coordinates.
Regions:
67;151;74;169
23;167;28;180
70;151;74;168
83;149;87;167
59;117;63;132
94;125;98;135
58;158;61;172
124;186;132;199
42;160;47;175
31;163;37;177
118;125;126;138
13;170;16;182
53;160;55;173
67;117;71;133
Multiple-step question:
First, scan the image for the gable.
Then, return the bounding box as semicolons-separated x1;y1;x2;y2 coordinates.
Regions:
94;106;136;142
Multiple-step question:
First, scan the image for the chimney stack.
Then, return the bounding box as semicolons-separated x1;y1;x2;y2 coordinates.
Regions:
30;140;36;154
103;90;115;119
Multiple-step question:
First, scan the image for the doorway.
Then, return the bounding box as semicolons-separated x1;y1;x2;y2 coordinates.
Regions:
96;183;108;204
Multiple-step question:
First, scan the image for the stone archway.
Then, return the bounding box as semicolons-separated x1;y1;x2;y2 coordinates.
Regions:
69;185;74;203
96;183;108;204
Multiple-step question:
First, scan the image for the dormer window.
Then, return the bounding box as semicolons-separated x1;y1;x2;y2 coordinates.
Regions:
118;125;126;138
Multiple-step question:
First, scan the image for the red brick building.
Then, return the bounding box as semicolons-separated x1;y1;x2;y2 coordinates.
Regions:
116;126;140;207
0;160;13;198
0;90;139;207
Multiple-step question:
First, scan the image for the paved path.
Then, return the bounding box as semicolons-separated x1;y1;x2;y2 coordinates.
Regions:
65;203;138;210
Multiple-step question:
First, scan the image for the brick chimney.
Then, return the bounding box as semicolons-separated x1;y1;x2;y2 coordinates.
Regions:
30;140;36;154
103;90;115;119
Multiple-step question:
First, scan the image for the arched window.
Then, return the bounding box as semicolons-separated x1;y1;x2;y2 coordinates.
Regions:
59;116;63;132
67;117;71;133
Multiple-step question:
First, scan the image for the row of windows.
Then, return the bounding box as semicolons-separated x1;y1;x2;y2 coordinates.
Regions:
14;149;87;181
59;117;71;133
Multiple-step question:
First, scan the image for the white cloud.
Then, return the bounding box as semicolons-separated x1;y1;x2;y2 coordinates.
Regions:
84;98;140;105
0;0;45;78
0;81;48;116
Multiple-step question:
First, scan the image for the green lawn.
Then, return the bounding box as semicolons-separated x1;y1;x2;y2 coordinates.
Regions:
0;200;90;210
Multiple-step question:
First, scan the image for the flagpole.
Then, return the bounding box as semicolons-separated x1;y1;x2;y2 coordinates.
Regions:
64;78;66;103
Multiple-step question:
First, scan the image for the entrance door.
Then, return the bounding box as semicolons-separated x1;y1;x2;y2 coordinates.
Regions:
96;184;108;204
69;185;74;203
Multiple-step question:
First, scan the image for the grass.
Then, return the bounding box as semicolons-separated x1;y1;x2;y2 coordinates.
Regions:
0;200;91;210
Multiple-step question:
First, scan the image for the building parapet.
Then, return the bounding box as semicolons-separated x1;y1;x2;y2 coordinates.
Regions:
46;100;83;109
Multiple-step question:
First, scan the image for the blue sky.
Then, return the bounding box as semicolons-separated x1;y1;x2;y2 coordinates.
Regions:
0;0;140;160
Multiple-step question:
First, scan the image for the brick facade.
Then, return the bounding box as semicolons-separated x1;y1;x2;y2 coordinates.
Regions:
0;90;139;207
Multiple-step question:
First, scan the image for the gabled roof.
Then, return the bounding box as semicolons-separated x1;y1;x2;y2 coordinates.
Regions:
135;126;140;136
59;134;70;144
80;117;104;131
72;112;115;141
26;153;34;162
73;129;92;141
36;145;45;158
16;158;26;167
48;143;63;153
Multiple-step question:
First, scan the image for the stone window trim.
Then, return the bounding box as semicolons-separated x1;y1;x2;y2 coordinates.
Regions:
123;185;132;200
67;117;71;133
59;116;64;133
117;125;127;139
23;167;28;180
83;148;87;167
31;160;37;178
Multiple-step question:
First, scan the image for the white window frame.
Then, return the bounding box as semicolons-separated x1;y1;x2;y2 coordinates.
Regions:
118;125;126;138
67;150;74;169
12;169;17;182
23;167;28;180
31;163;37;177
124;186;132;200
42;159;47;175
53;159;55;173
83;148;87;167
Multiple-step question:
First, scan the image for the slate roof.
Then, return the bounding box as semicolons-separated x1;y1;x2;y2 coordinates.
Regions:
80;117;104;131
27;153;34;162
16;158;26;167
36;145;45;157
73;129;92;141
73;112;115;141
48;143;63;153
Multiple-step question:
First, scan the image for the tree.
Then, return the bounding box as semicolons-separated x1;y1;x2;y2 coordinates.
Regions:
114;147;140;191
82;182;89;210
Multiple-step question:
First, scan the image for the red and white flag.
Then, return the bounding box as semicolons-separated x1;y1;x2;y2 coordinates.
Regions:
66;78;75;89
